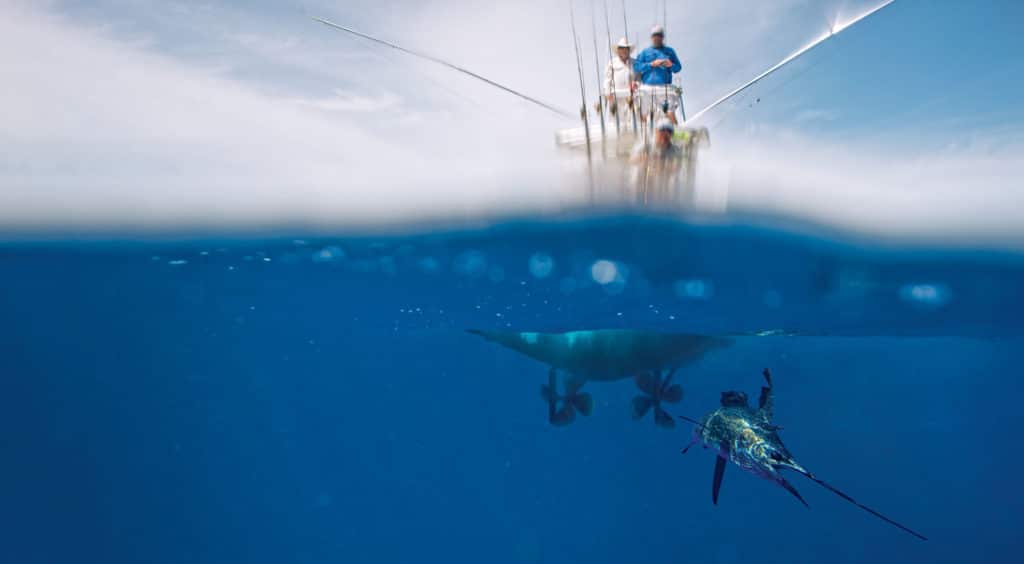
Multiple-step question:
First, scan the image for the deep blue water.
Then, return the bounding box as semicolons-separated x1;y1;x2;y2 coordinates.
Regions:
3;215;1023;563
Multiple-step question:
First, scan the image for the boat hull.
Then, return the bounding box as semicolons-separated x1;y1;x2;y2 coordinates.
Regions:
469;329;732;381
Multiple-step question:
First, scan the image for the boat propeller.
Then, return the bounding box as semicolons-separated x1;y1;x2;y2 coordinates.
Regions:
541;370;594;426
632;370;683;429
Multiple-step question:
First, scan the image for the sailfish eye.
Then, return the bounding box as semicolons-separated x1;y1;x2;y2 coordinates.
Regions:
770;452;784;461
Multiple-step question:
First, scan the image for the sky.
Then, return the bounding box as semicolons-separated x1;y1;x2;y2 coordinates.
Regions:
0;0;1022;244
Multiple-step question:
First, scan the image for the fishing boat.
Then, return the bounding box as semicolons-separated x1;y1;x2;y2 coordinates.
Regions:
312;0;897;208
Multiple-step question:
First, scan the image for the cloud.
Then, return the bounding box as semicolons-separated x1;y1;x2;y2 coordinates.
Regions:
0;2;576;230
0;0;1021;248
291;90;404;113
698;126;1024;246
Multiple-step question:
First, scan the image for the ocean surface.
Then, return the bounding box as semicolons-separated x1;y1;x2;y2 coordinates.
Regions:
3;214;1023;563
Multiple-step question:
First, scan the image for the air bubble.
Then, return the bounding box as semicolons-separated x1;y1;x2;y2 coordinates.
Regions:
528;253;555;279
418;257;441;274
900;283;951;308
454;250;488;278
313;246;344;263
590;260;618;285
673;278;713;300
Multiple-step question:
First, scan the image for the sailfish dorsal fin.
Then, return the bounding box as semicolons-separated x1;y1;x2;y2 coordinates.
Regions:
758;368;774;421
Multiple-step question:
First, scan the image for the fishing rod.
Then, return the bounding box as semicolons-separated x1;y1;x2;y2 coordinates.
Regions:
603;0;622;135
590;1;607;145
311;17;574;119
684;0;898;125
662;0;679;121
569;0;596;198
645;0;665;30
679;86;687;121
621;0;630;46
621;1;641;135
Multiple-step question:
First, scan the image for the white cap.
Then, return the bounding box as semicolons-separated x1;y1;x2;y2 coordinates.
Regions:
655;118;675;132
616;37;633;48
651;24;665;36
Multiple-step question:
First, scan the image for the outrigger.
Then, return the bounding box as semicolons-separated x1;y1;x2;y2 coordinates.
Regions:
313;0;896;205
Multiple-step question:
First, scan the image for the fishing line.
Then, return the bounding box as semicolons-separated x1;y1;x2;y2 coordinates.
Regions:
702;40;835;132
795;469;929;541
684;0;898;125
313;17;574;119
676;415;705;429
363;42;488;116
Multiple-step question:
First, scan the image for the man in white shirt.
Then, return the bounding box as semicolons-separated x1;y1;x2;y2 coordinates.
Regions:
604;37;638;117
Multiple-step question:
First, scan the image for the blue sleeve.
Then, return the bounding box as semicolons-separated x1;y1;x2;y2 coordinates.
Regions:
668;47;682;74
633;49;652;74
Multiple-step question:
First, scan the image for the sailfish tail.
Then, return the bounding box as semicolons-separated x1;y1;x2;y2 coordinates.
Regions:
794;469;928;541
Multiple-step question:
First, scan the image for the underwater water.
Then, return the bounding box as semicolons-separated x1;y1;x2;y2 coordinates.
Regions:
3;215;1023;564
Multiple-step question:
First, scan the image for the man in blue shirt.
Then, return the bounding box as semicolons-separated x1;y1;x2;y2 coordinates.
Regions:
634;25;681;86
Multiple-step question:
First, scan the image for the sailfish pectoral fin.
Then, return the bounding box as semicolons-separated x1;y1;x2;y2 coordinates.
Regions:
712;456;727;505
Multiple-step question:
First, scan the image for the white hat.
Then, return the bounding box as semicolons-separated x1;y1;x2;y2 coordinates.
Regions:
651;24;665;36
655;118;675;132
615;37;633;48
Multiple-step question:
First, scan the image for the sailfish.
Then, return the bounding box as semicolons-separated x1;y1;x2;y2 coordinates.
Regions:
467;329;731;427
680;368;928;541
